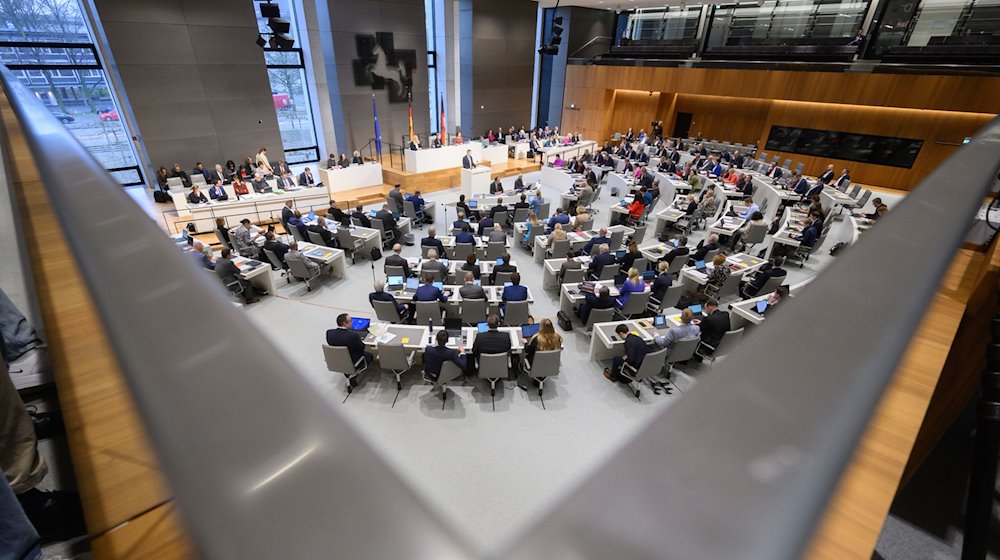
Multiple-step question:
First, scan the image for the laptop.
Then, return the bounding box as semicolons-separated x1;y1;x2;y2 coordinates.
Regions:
652;315;667;327
689;304;703;317
477;322;489;333
614;250;627;259
695;260;707;271
432;281;444;290
521;323;540;338
405;277;419;290
387;276;404;290
468;200;478;208
503;282;513;287
756;300;769;315
641;270;655;281
350;317;371;336
672;238;680;247
307;210;316;222
369;210;377;217
496;257;504;265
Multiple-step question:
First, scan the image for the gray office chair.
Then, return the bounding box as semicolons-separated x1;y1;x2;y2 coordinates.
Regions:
452;243;475;262
666;257;687;277
576;217;594;232
512;208;529;225
486;241;505;260
166;176;183;189
616;290;650;320
336;228;364;263
521;227;538;250
307;230;327;247
537;202;550;219
695;328;744;366
423;361;464;405
632;257;649;272
592;266;616;282
585;307;615;332
664;337;700;377
502;300;530;326
850;191;872;216
323;344;368;394
494;211;509;230
422;268;446;282
373;299;407;324
215;229;234;250
705;271;742;302
620;346;668;399
781;159;792;169
702;248;720;264
561;267;585;285
415;301;443;326
287;257;321;291
741;223;768;252
848;185;862;198
262;247;288;275
520;349;561;399
648;283;685;314
493;271;513;286
460;298;487;326
629;223;646;245
743;275;784;300
478;352;510;401
403;200;424;229
370;217;392;248
384;264;406;279
609;230;625;250
377;343;416;391
793;162;805;174
546;238;570;259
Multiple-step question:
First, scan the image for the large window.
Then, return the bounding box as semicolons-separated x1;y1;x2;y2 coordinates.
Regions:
0;0;143;186
625;7;701;42
765;125;923;168
706;0;867;48
254;0;318;164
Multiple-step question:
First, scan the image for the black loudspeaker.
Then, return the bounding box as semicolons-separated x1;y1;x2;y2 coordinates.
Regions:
259;2;280;18
267;17;290;34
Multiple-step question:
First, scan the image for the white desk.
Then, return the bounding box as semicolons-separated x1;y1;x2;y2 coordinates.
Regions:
538;141;597;165
182;188;330;232
540;166;581;192
589;319;658;362
321;162;384;193
481;144;509;165
559;280;620;318
542;256;592;289
297;242;348;278
405;144;483;173
462;166;492;198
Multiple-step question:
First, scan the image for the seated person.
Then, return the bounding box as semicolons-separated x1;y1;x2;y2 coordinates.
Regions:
489;178;504;195
690;233;720;263
250;172;269;193
455;224;476;245
650;261;673;302
458;271;486;299
572;206;591;228
582;227;610;255
729;211;767;250
545;223;567;252
298;167;316;187
421;249;449;281
704;252;731;292
414;273;449;303
233;218;262;258
375;203;400;242
285;211;308;239
490;252;517;285
616;267;645;309
423;329;467;381
660;236;690;264
384;243;412;278
547;208;570;231
187;185;208;204
420;227;446;257
743;256;787;298
523;318;561;367
327;200;350;226
487;223;507;243
604;323;649;382
653;308;701;354
470;314;511;374
284;241;319;273
696;299;730;354
457;195;480;221
215;248;259;304
618;242;642;273
262;231;290;267
453;211;470;232
588;244;617;279
326;313;374;376
477;215;495;237
501;272;528;311
488;198;507;221
577;285;614;324
369;280;407;318
232;177;250;196
307;217;338;248
558;250;583;283
408;190;429;223
352;204;372;228
189;241;215;270
208;180;228;201
460;253;482;282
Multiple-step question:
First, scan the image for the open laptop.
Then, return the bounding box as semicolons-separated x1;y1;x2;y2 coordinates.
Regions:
350;317;371;336
369;210;378;218
468;200;478;209
614;250;627;259
432;281;444;290
477;322;489;333
405;277;419;291
307;210;316;222
689;304;704;318
756;300;769;315
641;270;656;281
387;276;404;290
652;315;667;327
695;260;707;271
521;323;540;339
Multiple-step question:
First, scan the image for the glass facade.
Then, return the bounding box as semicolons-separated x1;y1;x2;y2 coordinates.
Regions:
625;7;701;42
254;0;318;163
869;0;1000;56
706;0;867;48
0;0;143;185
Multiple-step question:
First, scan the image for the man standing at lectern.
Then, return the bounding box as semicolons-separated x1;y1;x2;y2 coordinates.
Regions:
462;150;476;169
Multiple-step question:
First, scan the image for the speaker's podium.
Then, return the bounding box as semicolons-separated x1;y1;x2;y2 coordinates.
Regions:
461;165;491;198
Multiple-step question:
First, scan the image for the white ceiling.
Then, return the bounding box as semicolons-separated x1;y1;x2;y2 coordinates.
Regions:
535;0;694;9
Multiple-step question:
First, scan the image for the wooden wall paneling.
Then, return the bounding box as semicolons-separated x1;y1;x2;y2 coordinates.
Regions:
657;92;678;140
674;94;772;146
608;89;661;138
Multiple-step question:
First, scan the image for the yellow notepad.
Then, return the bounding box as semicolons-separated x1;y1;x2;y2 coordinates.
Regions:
401;337;410;344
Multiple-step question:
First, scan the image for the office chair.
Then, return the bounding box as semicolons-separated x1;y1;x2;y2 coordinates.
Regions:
377;343;416;392
620;346;668;399
323;344;368;394
520;349;561;399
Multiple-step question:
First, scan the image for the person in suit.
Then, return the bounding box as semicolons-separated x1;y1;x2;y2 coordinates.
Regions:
501;272;528;306
817;164;836;184
650;261;672;302
743;256;787;298
233;218;261;258
375;203;400;243
369;280;407;317
512;193;531;214
695;299;729;354
558;250;583;283
284;241;318;273
458;271;486;300
461;253;481;281
423;329;467;381
477;215;495;237
653;308;701;355
582;227;610;255
326;314;373;377
208;180;228;201
490;253;517;285
352;204;372;228
413;273;449;304
457;195;480;221
488;198;507;221
547;208;570;231
387;184;405;213
187;185;208;204
604;323;649;382
190;162;208;182
298;167;316;187
383;244;412;278
514;174;525;191
408;136;421;151
690;233;719;263
306;217;338;248
790;217;820;249
453;212;470;232
660;236;690;264
250;172;269;193
420;227;446;257
588;244;617;279
189;241;215;270
327;200;350;226
206;163;227;184
275;160;291;177
489;178;504;195
487;223;506;243
791;173;810;196
280;200;295;233
835;168;851;188
262;231;290;267
421;250;449;281
278;172;295;190
470;314;512;374
462;150;475;169
351;151;364;165
618;242;642;274
803;182;824;200
455;223;476;245
326;153;337;168
577;183;595;210
408;190;429;223
215;248;259;304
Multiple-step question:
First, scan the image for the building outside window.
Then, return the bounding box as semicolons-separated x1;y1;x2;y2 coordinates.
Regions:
254;0;319;164
0;0;143;186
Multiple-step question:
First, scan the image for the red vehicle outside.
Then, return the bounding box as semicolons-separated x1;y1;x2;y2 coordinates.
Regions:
273;93;292;111
97;108;120;121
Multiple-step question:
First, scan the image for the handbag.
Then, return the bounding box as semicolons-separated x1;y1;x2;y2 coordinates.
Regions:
556;310;573;331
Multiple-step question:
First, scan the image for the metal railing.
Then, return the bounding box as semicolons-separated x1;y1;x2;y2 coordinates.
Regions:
3;58;1000;559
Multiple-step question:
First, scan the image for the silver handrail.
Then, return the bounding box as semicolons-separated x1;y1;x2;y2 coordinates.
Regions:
2;59;999;559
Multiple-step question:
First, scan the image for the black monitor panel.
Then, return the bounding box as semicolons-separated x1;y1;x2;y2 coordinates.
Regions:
765;126;923;168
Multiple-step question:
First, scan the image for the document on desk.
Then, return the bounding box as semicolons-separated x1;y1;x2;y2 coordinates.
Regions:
375;332;397;344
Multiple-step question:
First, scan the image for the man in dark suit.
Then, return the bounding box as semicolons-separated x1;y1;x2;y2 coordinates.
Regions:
689;234;719;263
605;323;649;382
307;217;338;248
262;231;290;267
206;163;227;185
387;184;405;213
792;173;810;196
661;236;690;264
500;273;528;314
696;299;730;353
588;244;617;279
835;169;851;188
352;204;372;228
326;313;373;377
384;244;412;278
489;178;504;195
638;168;653;189
462;150;475;169
490;253;517;285
477;215;495;237
420;227;446;257
453;212;470;232
512;193;531;215
328;200;350;226
278;172;295;190
458;271;487;300
413;273;449;303
817;164;835;184
421;250;449;280
582;227;610;255
375;203;400;243
423;329;467;380
369;280;407;317
280;200;295;233
298;167;316;187
455;224;476;245
514;174;525;191
743;256;787;298
578;286;614;324
558;250;583;283
190;162;208;181
488;198;507;220
251;172;269;193
215;248;259;304
803;182;824;200
471;314;512;374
